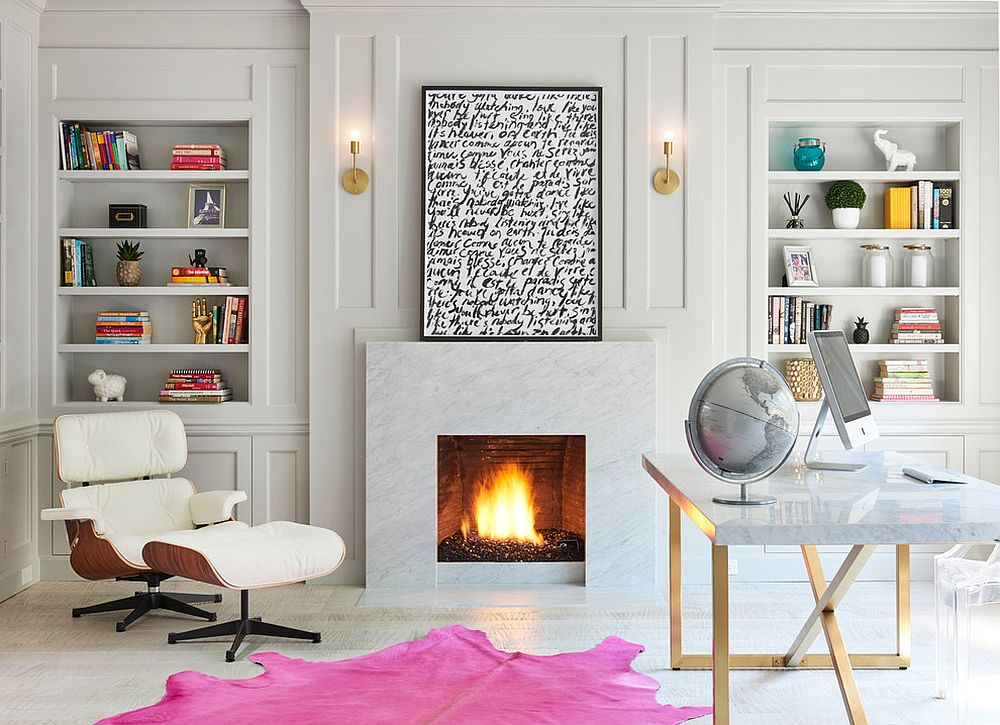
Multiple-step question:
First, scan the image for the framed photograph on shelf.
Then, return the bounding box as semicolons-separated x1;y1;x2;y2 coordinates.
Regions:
421;86;602;341
187;184;226;228
783;245;818;287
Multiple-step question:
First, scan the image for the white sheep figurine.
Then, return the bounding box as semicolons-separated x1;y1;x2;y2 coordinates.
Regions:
88;369;126;402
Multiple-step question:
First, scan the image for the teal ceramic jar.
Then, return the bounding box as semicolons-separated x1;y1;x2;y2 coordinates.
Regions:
793;137;826;171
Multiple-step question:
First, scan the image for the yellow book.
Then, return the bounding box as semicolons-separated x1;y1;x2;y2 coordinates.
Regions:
884;187;911;229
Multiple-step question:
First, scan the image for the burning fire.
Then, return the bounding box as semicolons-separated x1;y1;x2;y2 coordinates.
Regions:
461;463;543;544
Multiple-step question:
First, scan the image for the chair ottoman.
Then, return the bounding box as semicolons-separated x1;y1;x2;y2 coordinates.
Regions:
142;520;346;661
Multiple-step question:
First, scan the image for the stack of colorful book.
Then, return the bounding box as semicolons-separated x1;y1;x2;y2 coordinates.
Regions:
168;266;230;286
61;238;97;286
170;144;226;171
870;359;938;402
58;122;141;170
890;307;944;344
159;369;232;404
883;182;954;230
95;311;151;344
768;296;833;345
211;296;248;344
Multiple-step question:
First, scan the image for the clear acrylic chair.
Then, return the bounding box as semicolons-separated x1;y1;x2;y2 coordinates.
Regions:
935;542;1000;723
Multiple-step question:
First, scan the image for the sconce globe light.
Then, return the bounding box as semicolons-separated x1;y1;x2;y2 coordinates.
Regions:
342;129;370;195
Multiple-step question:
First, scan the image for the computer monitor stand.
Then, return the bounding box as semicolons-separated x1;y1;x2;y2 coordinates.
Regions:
804;398;869;472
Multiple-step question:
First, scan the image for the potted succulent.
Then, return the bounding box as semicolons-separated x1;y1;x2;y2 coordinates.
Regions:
116;240;144;286
825;180;866;230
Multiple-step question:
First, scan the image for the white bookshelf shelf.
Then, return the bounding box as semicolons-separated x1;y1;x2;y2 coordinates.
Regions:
766;286;960;297
58;286;251;296
768;229;959;240
57;400;251;410
58;344;249;353
57;170;249;182
59;227;249;238
768;170;961;183
766;344;960;354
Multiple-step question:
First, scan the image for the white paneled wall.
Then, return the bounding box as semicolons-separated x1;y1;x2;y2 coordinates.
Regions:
0;0;40;602
10;3;1000;589
307;8;715;584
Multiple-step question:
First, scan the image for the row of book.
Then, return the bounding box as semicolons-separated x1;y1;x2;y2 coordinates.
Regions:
159;369;232;404
171;144;227;171
96;311;150;344
59;123;140;171
61;239;97;287
210;296;248;344
884;182;954;230
890;307;944;344
768;296;833;345
170;266;231;286
869;359;938;402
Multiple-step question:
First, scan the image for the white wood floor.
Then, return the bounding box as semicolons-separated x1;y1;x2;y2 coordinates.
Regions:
1;579;998;724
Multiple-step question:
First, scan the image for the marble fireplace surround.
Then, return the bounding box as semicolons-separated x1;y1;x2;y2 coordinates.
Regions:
365;342;656;589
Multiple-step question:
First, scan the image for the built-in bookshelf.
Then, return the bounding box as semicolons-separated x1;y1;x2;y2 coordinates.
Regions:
760;120;963;405
53;120;251;404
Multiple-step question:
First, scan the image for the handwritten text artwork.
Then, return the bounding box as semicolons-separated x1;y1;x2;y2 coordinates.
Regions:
422;87;601;339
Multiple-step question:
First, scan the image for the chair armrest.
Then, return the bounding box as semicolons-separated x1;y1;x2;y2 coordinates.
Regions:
40;507;109;536
189;490;248;525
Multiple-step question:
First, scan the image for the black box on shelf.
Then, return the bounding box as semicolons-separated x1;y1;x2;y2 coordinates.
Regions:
109;204;147;228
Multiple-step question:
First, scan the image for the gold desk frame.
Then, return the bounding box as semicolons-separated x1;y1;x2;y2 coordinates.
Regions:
668;499;910;725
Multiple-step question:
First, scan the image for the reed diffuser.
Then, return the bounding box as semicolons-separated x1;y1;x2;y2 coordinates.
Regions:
783;191;810;229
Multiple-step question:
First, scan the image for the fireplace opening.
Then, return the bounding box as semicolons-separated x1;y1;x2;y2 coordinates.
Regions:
437;435;585;563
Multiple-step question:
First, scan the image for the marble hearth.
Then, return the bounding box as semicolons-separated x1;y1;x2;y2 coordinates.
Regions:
365;342;655;589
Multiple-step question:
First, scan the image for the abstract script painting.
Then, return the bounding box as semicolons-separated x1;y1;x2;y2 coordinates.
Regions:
98;625;711;724
421;87;601;340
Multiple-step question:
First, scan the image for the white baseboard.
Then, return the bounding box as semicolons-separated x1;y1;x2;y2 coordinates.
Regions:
0;558;40;603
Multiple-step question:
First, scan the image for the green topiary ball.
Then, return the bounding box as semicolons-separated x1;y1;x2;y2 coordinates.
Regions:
825;180;866;209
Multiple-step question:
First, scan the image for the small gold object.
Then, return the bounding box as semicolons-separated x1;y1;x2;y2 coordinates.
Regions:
653;138;680;195
192;298;213;344
342;135;369;195
785;358;822;402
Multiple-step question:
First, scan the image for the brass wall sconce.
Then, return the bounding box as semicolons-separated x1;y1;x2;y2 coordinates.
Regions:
652;132;680;196
342;131;369;195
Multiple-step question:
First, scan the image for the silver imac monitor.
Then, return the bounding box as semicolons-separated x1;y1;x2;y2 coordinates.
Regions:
805;330;879;471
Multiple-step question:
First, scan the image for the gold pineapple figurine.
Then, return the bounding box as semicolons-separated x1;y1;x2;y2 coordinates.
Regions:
192;298;213;344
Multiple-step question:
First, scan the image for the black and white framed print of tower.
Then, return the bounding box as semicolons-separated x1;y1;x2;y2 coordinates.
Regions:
421;86;602;341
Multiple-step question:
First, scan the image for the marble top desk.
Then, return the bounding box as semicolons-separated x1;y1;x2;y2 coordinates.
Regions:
642;451;1000;725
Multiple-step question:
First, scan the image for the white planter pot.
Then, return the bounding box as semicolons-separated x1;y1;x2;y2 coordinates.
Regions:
831;207;861;229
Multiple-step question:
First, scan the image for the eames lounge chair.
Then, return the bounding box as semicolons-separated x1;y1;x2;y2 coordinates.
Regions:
41;410;245;630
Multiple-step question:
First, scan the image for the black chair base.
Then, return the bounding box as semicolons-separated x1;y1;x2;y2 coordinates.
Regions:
72;573;221;631
168;589;321;662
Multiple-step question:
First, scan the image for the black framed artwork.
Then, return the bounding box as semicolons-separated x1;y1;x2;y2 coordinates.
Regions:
421;86;602;341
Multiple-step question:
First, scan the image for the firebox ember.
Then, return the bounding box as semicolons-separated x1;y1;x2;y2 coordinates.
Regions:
437;435;585;564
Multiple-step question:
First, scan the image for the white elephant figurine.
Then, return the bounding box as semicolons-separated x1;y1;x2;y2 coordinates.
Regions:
88;369;126;402
873;129;917;172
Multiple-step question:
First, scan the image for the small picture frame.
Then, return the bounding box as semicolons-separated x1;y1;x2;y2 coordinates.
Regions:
783;245;818;287
187;185;226;228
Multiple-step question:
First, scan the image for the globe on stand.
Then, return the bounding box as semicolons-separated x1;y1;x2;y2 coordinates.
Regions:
685;358;800;506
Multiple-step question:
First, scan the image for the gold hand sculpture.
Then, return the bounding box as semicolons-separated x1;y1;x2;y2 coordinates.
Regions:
192;298;213;344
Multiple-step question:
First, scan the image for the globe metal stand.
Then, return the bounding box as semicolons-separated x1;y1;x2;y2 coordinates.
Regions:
712;484;777;507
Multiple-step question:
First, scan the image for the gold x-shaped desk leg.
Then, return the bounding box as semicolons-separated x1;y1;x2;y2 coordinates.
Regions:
668;499;911;725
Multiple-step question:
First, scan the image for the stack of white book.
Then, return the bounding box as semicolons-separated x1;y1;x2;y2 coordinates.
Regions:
870;359;938;402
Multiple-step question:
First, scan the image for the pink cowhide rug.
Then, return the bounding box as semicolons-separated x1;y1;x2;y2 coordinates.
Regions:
97;625;712;724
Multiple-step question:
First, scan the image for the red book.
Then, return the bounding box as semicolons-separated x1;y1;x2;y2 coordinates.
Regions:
171;164;225;170
172;267;212;276
234;297;247;344
894;323;942;330
172;148;225;156
164;382;226;390
171;154;227;164
95;325;148;332
173;144;222;149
